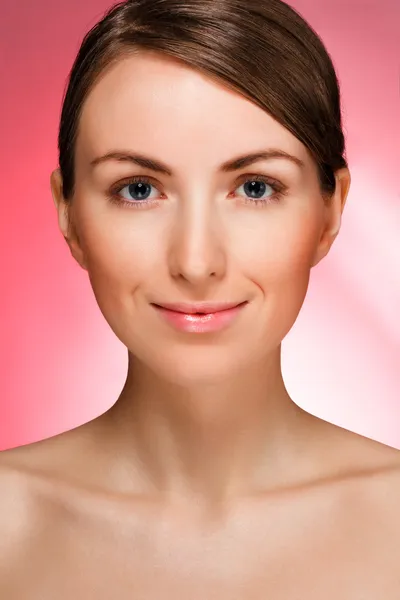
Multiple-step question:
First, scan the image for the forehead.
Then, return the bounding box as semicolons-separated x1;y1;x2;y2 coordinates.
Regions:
77;53;310;171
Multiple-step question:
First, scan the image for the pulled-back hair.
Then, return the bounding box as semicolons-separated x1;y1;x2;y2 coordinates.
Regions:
58;0;348;201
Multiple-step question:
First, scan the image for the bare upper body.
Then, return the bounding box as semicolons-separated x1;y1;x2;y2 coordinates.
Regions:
4;2;395;598
1;411;400;600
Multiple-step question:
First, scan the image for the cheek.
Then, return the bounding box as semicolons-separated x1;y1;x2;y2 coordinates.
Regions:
242;216;320;284
238;215;321;338
75;209;161;308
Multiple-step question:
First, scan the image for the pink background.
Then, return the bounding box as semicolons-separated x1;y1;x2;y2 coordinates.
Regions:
0;1;399;450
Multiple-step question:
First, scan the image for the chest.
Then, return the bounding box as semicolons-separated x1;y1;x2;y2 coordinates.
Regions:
1;512;400;600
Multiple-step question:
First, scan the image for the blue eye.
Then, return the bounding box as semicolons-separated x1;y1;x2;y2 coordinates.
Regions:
235;179;274;200
120;180;159;202
108;174;286;210
232;175;286;206
108;176;163;209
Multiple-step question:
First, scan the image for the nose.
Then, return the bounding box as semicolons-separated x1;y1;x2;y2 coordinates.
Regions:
167;201;227;289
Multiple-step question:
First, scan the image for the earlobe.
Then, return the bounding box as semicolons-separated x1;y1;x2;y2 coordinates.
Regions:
311;167;351;268
50;168;70;239
311;239;331;268
336;167;351;214
50;168;88;271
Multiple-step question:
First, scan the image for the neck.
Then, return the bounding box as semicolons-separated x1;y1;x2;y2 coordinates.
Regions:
101;346;313;506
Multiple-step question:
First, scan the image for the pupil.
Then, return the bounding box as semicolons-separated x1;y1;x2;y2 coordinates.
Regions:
127;181;268;201
128;182;151;201
244;181;266;199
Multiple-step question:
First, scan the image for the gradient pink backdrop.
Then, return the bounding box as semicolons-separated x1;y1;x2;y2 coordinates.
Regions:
0;0;399;450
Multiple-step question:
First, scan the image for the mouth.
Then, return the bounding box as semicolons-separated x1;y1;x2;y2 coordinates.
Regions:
151;301;248;315
150;301;249;333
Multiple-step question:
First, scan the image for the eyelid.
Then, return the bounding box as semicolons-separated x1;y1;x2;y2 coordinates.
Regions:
109;174;162;195
107;171;289;210
234;172;284;187
110;171;285;192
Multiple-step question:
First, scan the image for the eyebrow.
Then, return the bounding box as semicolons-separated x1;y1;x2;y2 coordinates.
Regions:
89;148;305;175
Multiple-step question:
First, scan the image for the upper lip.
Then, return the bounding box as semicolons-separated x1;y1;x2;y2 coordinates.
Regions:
152;301;247;314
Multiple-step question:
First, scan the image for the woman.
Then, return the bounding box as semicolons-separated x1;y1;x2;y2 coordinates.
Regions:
1;0;400;596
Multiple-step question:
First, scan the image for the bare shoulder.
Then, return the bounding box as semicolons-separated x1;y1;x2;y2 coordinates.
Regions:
346;428;400;499
313;414;400;473
310;415;400;511
0;421;100;556
339;426;400;546
0;413;112;496
0;445;52;571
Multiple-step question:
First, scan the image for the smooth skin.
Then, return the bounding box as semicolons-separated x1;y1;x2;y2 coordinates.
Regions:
1;52;400;598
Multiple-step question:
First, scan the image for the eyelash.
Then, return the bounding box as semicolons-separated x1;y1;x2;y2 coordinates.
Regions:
107;174;288;210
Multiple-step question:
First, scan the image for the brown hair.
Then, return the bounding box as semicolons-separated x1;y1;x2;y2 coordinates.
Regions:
58;0;348;202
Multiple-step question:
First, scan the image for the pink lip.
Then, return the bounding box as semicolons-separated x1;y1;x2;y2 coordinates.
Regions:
151;301;248;333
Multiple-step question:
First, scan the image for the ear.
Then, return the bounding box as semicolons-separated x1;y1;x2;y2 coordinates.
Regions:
50;168;88;270
312;167;351;267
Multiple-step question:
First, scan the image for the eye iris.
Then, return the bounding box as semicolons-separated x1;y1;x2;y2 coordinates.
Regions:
124;181;270;202
128;182;152;201
244;180;267;199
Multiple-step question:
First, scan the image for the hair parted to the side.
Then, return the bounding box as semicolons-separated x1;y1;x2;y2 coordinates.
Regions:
58;0;348;202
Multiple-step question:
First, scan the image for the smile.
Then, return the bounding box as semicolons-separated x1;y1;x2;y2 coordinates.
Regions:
151;301;248;333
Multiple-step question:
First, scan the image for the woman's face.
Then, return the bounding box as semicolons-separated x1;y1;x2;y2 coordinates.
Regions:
52;52;346;384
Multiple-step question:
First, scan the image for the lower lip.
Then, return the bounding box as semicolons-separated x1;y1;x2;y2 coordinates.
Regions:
152;302;248;333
